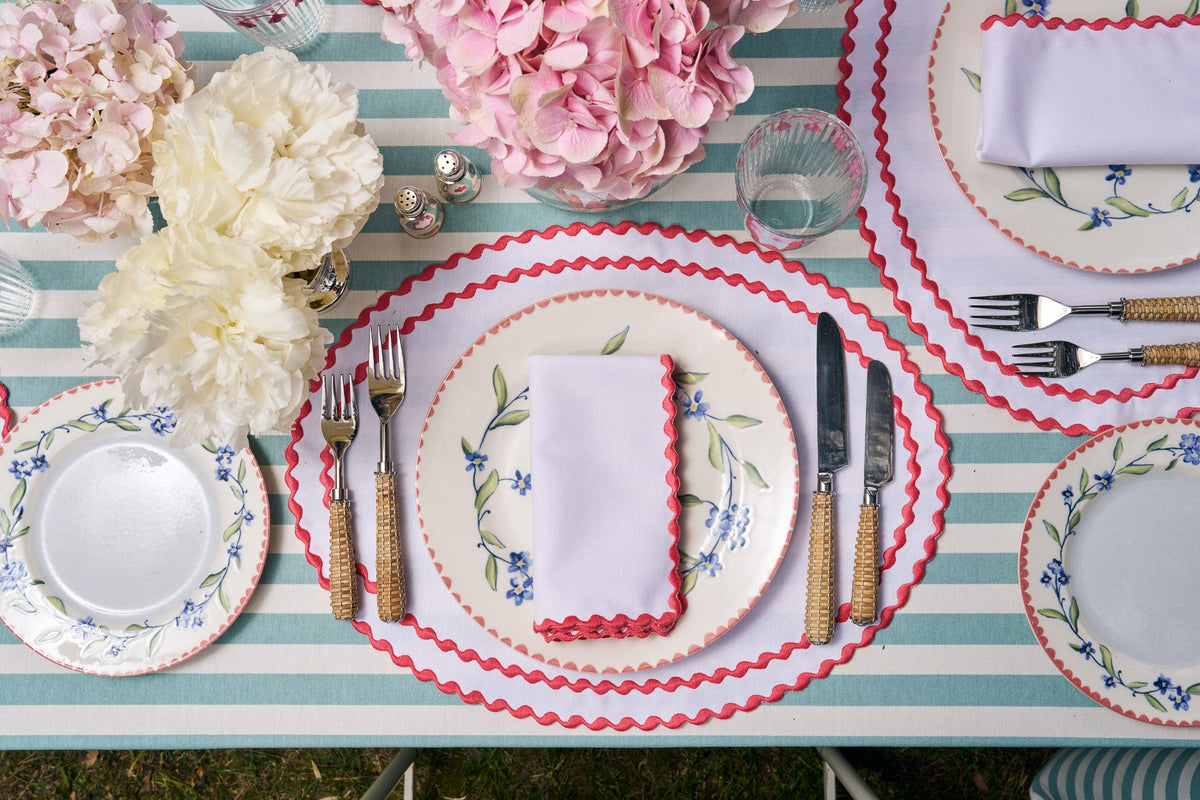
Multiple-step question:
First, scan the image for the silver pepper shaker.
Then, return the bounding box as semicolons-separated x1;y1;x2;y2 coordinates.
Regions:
433;148;482;204
394;185;444;238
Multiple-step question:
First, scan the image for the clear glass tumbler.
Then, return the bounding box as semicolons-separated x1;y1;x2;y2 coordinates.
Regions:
198;0;326;50
0;251;33;337
735;108;867;251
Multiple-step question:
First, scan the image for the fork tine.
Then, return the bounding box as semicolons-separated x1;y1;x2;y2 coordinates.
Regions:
389;325;404;381
368;326;379;379
320;373;329;417
969;294;1021;302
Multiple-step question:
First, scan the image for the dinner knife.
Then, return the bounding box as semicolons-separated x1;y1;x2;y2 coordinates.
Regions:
806;312;847;645
851;360;893;626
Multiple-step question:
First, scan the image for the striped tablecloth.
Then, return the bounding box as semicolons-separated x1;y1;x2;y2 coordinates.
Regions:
2;0;1198;748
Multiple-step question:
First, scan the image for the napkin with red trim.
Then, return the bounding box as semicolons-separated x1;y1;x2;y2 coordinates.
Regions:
528;353;685;642
976;14;1200;167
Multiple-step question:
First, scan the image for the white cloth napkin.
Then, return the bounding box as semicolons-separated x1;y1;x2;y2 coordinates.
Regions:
528;353;685;642
976;14;1200;167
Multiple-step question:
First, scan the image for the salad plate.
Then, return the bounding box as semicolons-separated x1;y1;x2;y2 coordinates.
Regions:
415;290;799;673
0;380;269;676
928;0;1200;273
1020;417;1200;724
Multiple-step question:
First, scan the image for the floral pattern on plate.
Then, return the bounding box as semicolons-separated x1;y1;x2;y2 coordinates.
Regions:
1021;417;1200;724
416;290;799;674
0;380;270;676
929;0;1200;272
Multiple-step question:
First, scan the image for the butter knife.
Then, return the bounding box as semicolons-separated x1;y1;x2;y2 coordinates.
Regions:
851;360;893;626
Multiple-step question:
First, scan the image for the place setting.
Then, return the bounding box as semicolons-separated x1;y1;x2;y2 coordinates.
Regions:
843;0;1200;435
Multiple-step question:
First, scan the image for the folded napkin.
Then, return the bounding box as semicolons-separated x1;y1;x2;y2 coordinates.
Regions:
976;14;1200;167
528;353;685;642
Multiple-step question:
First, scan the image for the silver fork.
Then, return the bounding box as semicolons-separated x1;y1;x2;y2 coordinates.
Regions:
367;325;407;622
970;293;1200;332
320;372;359;620
1012;340;1200;378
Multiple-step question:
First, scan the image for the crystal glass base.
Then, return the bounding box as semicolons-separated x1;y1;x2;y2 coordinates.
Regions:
525;175;675;212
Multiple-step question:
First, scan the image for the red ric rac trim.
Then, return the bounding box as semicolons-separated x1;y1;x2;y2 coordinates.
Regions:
532;354;686;642
0;380;11;438
981;12;1200;31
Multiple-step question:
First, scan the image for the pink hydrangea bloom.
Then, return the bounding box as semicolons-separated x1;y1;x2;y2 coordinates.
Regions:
379;0;794;202
0;0;194;240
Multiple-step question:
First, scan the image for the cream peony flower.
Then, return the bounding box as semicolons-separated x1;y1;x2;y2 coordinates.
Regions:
79;225;333;448
152;48;384;272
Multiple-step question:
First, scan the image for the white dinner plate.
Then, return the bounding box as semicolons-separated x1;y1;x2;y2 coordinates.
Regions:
1021;418;1200;725
0;380;270;675
928;0;1200;273
415;290;799;673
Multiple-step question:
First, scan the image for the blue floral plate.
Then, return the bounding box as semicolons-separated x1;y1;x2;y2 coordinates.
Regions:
0;380;269;676
929;0;1200;273
415;290;799;673
1021;417;1200;724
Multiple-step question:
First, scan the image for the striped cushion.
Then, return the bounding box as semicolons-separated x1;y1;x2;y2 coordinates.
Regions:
1031;748;1200;800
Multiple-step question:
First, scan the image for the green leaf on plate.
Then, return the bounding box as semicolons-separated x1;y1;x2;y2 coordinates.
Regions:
66;420;98;432
1043;169;1065;204
218;583;230;613
706;420;723;471
961;68;981;93
741;461;769;490
479;530;504;548
1078;219;1098;232
148;628;164;658
1128;681;1148;690
1068;598;1079;629
1147;694;1167;712
1038;608;1068;622
1116;464;1154;476
491;410;530;428
1004;0;1016;13
1043;520;1060;546
1105;196;1152;217
1189;0;1199;16
672;371;709;386
199;569;226;588
461;437;475;457
34;627;65;644
46;595;67;616
1079;468;1089;495
1112;437;1123;461
492;365;507;412
1004;188;1050;202
1068;509;1082;532
237;460;246;483
223;518;243;542
601;326;629;355
679;552;700;568
475;470;499;514
681;568;700;596
124;623;145;634
1172;189;1189;210
724;414;762;429
202;439;218;454
1100;644;1115;677
1186;683;1200;695
12;440;38;453
1167;457;1180;471
485;553;498;591
677;493;704;507
10;478;26;513
1147;435;1169;452
1125;0;1139;16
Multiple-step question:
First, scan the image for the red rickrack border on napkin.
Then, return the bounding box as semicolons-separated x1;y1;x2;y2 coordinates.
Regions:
0;380;11;438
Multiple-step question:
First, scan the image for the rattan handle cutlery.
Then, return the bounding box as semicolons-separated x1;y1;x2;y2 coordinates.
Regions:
970;293;1200;332
320;373;359;620
368;325;408;622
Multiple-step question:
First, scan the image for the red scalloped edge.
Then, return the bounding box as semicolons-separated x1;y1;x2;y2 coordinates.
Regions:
0;380;11;438
855;0;1200;438
283;220;951;728
981;12;1200;31
0;379;271;677
1017;418;1200;727
533;354;686;642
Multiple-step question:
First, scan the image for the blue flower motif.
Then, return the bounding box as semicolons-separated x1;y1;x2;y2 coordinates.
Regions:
70;617;101;642
28;454;47;473
506;577;533;606
0;537;10;554
1103;675;1117;688
1171;688;1191;711
151;414;176;436
682;390;709;421
464;450;488;472
1181;433;1200;466
175;600;205;629
1105;165;1131;186
705;506;733;538
243;510;255;524
1021;0;1048;15
1078;641;1095;661
1155;675;1173;695
1061;485;1074;504
1093;470;1115;491
698;551;723;577
508;551;530;573
90;405;108;420
1189;165;1200;183
1089;207;1113;228
1042;558;1069;587
727;504;751;549
0;560;28;592
216;445;236;464
215;465;232;482
227;543;243;559
511;470;532;496
8;460;28;479
104;642;125;660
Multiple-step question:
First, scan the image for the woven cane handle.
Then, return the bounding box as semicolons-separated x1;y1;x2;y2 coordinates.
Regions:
1122;296;1200;322
805;491;836;645
375;470;406;622
329;499;359;620
1141;343;1200;366
850;505;879;626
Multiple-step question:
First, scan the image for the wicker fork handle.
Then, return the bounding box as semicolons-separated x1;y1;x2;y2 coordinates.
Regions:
1122;296;1200;322
329;499;359;620
850;504;879;626
805;491;836;645
1142;343;1200;366
375;470;407;622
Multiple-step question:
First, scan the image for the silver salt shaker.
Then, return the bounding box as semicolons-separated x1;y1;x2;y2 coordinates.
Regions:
433;149;482;204
394;185;444;238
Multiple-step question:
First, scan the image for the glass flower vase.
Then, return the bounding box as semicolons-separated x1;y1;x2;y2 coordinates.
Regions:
524;174;675;212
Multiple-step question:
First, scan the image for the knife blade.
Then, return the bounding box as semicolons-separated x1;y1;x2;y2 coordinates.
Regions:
851;360;893;626
806;312;847;645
